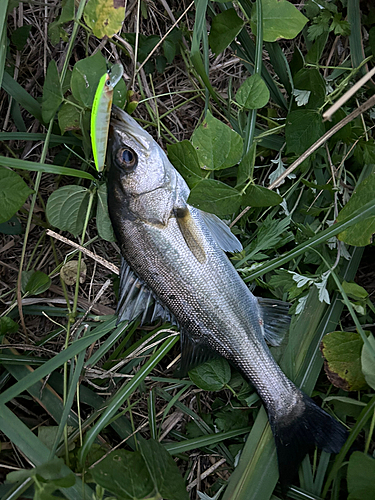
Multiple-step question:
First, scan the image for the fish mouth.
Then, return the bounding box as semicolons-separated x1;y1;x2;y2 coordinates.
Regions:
110;106;151;151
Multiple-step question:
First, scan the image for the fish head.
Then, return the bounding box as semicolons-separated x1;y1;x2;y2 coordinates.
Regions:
108;106;172;197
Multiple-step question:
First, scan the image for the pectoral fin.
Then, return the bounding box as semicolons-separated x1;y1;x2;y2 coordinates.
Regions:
174;207;206;264
198;209;243;253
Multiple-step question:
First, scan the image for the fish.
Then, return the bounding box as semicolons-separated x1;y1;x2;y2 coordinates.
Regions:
107;106;348;489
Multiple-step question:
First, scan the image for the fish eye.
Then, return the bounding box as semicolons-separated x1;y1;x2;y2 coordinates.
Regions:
116;147;138;171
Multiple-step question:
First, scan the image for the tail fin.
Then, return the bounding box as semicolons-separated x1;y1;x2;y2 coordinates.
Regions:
268;392;348;490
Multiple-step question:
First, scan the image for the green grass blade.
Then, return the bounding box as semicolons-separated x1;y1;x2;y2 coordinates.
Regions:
322;395;375;498
49;372;140;450
148;388;158;440
1;71;43;123
348;0;365;75
49;345;86;458
0;318;117;404
164;427;250;455
0;0;9;88
79;335;179;465
3;361;79;427
0;155;95;180
84;320;129;367
264;42;293;97
0;404;94;500
241;198;375;281
0;132;82;146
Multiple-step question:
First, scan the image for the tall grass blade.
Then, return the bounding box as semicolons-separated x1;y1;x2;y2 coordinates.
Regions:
348;0;365;75
0;318;117;404
241;198;375;280
0;155;95;180
0;0;9;87
164;427;251;454
79;335;179;465
1;71;43;123
0;404;94;500
0;132;82;145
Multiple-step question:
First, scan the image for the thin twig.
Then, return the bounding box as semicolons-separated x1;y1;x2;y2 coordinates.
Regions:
46;230;119;275
323;66;375;121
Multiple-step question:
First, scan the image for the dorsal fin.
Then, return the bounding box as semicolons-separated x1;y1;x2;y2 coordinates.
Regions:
197;208;243;253
257;297;291;346
174;207;206;264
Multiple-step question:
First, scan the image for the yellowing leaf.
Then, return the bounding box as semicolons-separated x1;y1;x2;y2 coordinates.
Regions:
320;331;367;391
84;0;125;39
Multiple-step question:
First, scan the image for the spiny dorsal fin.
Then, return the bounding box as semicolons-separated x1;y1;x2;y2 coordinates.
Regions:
174;207;206;264
257;297;291;346
197;209;243;253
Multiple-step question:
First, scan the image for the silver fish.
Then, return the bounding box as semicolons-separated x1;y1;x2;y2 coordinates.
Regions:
107;106;347;488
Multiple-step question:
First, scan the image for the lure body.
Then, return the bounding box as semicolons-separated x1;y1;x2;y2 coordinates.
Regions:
91;64;123;172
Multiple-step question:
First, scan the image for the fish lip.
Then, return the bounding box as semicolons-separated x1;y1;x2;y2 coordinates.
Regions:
110;105;151;151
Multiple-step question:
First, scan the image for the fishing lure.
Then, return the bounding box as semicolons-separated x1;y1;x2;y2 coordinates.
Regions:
91;63;123;172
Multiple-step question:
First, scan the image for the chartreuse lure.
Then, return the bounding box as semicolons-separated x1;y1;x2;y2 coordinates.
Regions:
91;63;123;172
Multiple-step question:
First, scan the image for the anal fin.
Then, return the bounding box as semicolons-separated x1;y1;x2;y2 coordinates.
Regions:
178;329;218;376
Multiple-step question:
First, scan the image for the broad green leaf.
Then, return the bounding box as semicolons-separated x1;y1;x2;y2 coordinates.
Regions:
71;52;107;108
23;270;52;296
0;167;33;224
192;111;243;170
251;0;308;42
285;109;325;155
241;184;282;207
90;449;154;500
11;25;32;51
167;140;202;188
361;334;375;390
139;439;189;500
208;9;244;56
236;74;270;110
58;97;81;134
347;451;375;500
188;179;242;215
337;173;375;246
320;331;367;391
42;60;63;123
7;458;76;487
342;281;368;300
46;185;91;237
293;68;326;109
96;183;115;242
189;358;231;391
84;0;125;38
0;316;19;336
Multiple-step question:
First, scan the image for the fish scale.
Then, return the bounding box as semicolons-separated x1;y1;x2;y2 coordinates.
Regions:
107;106;348;490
